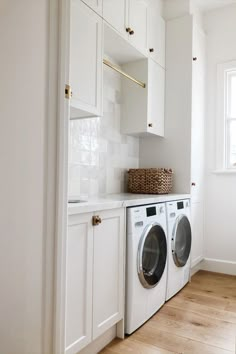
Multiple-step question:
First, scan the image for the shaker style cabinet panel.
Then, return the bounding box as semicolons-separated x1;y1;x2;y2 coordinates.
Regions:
191;25;206;203
148;59;165;136
191;202;204;268
93;208;125;339
103;0;128;38
65;213;93;354
69;0;103;118
148;10;166;68
128;0;148;55
121;58;165;137
81;0;103;16
65;209;125;353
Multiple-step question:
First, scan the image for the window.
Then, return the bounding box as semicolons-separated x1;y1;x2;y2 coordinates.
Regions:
226;70;236;168
217;61;236;170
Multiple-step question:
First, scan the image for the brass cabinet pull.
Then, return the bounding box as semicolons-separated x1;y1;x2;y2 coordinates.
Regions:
149;48;154;53
148;123;153;128
92;215;102;226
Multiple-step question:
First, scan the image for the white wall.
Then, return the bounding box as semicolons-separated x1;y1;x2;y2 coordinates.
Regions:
68;65;139;198
203;4;236;274
0;1;51;353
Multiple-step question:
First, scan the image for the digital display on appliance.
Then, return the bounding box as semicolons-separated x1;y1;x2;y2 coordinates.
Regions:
177;201;184;210
146;206;156;217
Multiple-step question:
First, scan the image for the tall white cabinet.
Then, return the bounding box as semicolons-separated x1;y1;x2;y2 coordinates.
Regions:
190;24;206;268
139;14;206;270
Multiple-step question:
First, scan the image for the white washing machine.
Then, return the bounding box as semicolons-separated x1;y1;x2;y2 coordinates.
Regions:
166;199;192;301
125;203;168;334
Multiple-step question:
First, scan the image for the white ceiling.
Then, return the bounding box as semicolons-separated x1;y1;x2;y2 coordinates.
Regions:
194;0;236;12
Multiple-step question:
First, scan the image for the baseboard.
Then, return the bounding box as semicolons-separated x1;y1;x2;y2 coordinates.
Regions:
201;258;236;276
79;325;117;354
191;260;203;276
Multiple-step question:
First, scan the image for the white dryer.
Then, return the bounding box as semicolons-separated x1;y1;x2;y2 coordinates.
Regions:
125;203;167;334
166;199;192;301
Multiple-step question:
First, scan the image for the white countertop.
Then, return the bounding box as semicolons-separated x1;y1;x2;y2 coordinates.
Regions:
68;193;190;215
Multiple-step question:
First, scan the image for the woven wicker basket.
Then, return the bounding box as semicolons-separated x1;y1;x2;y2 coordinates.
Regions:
128;168;173;194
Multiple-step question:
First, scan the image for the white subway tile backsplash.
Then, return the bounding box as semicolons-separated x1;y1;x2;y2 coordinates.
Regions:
68;65;139;197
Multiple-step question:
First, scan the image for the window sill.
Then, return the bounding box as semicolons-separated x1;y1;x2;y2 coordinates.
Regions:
212;169;236;175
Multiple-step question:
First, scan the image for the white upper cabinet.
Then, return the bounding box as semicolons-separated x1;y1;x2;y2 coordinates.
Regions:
121;58;165;137
103;0;148;56
128;0;148;55
69;0;103;118
81;0;103;16
103;0;128;38
148;10;166;68
148;59;165;136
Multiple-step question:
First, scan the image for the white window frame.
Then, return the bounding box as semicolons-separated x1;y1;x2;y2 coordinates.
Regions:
216;60;236;172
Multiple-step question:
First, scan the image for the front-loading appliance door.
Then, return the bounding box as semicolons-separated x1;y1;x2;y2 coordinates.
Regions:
172;215;192;267
137;223;167;289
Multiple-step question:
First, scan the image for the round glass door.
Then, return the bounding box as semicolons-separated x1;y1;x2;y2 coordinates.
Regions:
137;223;167;289
172;215;192;267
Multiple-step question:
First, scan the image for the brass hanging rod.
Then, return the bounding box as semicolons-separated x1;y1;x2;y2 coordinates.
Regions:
103;59;146;89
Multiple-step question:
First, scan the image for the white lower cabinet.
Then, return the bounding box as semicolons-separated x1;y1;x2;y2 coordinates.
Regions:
191;202;204;268
65;212;93;354
93;209;125;339
65;208;125;354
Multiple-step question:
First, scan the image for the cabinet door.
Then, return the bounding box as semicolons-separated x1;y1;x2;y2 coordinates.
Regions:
148;59;165;137
81;0;103;16
148;11;165;68
70;0;103;118
93;208;125;339
191;202;204;268
128;0;148;55
191;26;205;202
103;0;128;38
65;213;93;354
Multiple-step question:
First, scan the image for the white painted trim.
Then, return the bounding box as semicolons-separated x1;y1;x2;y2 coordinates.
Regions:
201;258;236;276
212;169;236;174
42;0;60;353
191;256;204;269
191;260;203;277
53;0;70;353
79;326;116;354
216;60;236;170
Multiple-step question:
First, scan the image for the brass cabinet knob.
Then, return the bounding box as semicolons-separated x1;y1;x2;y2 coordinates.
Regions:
148;123;153;128
126;27;134;35
191;182;196;186
149;48;154;53
92;215;102;226
193;57;197;61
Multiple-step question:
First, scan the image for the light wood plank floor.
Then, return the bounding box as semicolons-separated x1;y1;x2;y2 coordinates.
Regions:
100;271;236;354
